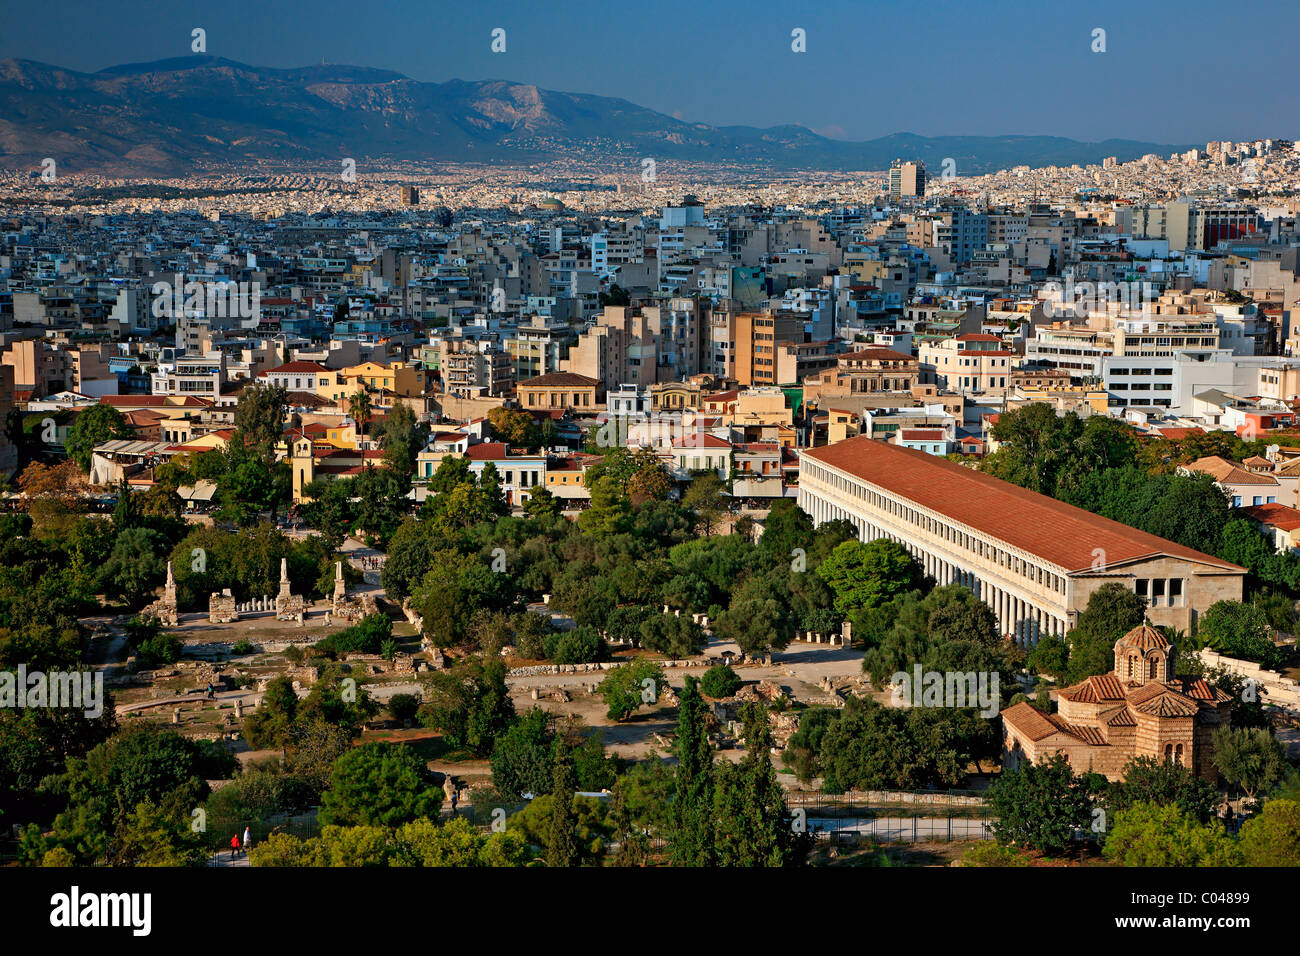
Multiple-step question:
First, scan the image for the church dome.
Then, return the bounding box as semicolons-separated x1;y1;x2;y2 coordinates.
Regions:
1115;623;1170;653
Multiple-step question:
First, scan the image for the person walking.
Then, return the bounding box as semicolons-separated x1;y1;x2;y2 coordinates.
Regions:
230;833;240;861
242;826;252;854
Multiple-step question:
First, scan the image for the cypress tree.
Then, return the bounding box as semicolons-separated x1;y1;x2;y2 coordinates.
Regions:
545;739;578;867
671;675;715;866
611;780;648;866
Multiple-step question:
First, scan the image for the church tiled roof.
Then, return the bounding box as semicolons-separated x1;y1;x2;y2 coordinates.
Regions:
1115;623;1172;654
1000;701;1062;741
1001;701;1112;747
1127;681;1200;717
1059;673;1128;703
1103;707;1137;727
1172;677;1233;704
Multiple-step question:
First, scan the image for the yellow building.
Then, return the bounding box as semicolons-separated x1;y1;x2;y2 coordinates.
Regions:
518;372;601;411
340;361;425;398
825;408;861;444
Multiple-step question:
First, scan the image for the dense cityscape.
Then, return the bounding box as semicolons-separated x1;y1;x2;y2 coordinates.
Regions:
0;0;1295;938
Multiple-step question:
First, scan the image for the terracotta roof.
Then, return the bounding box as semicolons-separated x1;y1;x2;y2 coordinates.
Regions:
100;395;210;408
1171;677;1233;704
465;442;509;461
673;433;733;450
285;391;331;407
1104;707;1137;727
1115;623;1172;654
1001;701;1105;746
518;372;600;388
123;409;166;426
1155;427;1205;440
1059;723;1108;746
899;429;946;441
999;701;1061;741
840;347;915;363
1131;688;1200;718
260;361;329;374
802;438;1244;574
1184;455;1278;486
1242;502;1300;531
1060;673;1128;703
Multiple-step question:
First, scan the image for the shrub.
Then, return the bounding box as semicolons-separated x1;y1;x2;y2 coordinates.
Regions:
135;632;183;669
231;640;255;655
315;613;392;658
515;624;548;660
543;625;603;664
388;693;421;723
700;663;741;699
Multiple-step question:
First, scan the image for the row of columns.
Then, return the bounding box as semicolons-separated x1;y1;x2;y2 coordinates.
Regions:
800;488;1068;648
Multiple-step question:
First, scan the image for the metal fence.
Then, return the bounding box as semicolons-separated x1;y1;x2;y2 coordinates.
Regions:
804;814;994;844
786;788;988;811
202;811;320;853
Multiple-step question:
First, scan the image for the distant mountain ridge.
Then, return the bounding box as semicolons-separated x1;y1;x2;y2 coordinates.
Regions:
0;56;1194;177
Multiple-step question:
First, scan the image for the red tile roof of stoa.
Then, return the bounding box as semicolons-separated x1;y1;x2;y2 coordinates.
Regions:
801;437;1244;575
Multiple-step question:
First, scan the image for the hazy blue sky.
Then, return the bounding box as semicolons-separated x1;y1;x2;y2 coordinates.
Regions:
2;0;1295;144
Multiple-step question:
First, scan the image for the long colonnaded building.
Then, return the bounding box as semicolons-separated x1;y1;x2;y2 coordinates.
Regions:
798;437;1245;645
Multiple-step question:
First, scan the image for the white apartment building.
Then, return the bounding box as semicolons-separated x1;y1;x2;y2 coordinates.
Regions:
153;351;226;398
918;334;1012;394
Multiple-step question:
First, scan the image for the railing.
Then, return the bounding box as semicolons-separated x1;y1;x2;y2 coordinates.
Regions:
805;814;995;844
202;811;320;853
786;789;987;811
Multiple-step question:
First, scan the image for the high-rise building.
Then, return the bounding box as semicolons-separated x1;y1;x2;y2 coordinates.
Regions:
400;185;419;206
889;159;926;200
732;310;804;386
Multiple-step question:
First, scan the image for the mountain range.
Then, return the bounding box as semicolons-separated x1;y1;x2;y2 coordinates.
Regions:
0;56;1194;178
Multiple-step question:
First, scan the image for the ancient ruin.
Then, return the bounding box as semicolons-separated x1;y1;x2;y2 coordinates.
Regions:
208;588;239;624
142;560;179;627
274;557;307;621
331;560;377;623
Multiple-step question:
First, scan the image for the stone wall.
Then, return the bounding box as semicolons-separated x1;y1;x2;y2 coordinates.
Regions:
507;657;717;678
1196;647;1300;714
209;589;238;624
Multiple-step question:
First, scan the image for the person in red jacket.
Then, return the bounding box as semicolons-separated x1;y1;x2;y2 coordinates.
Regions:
230;833;241;860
